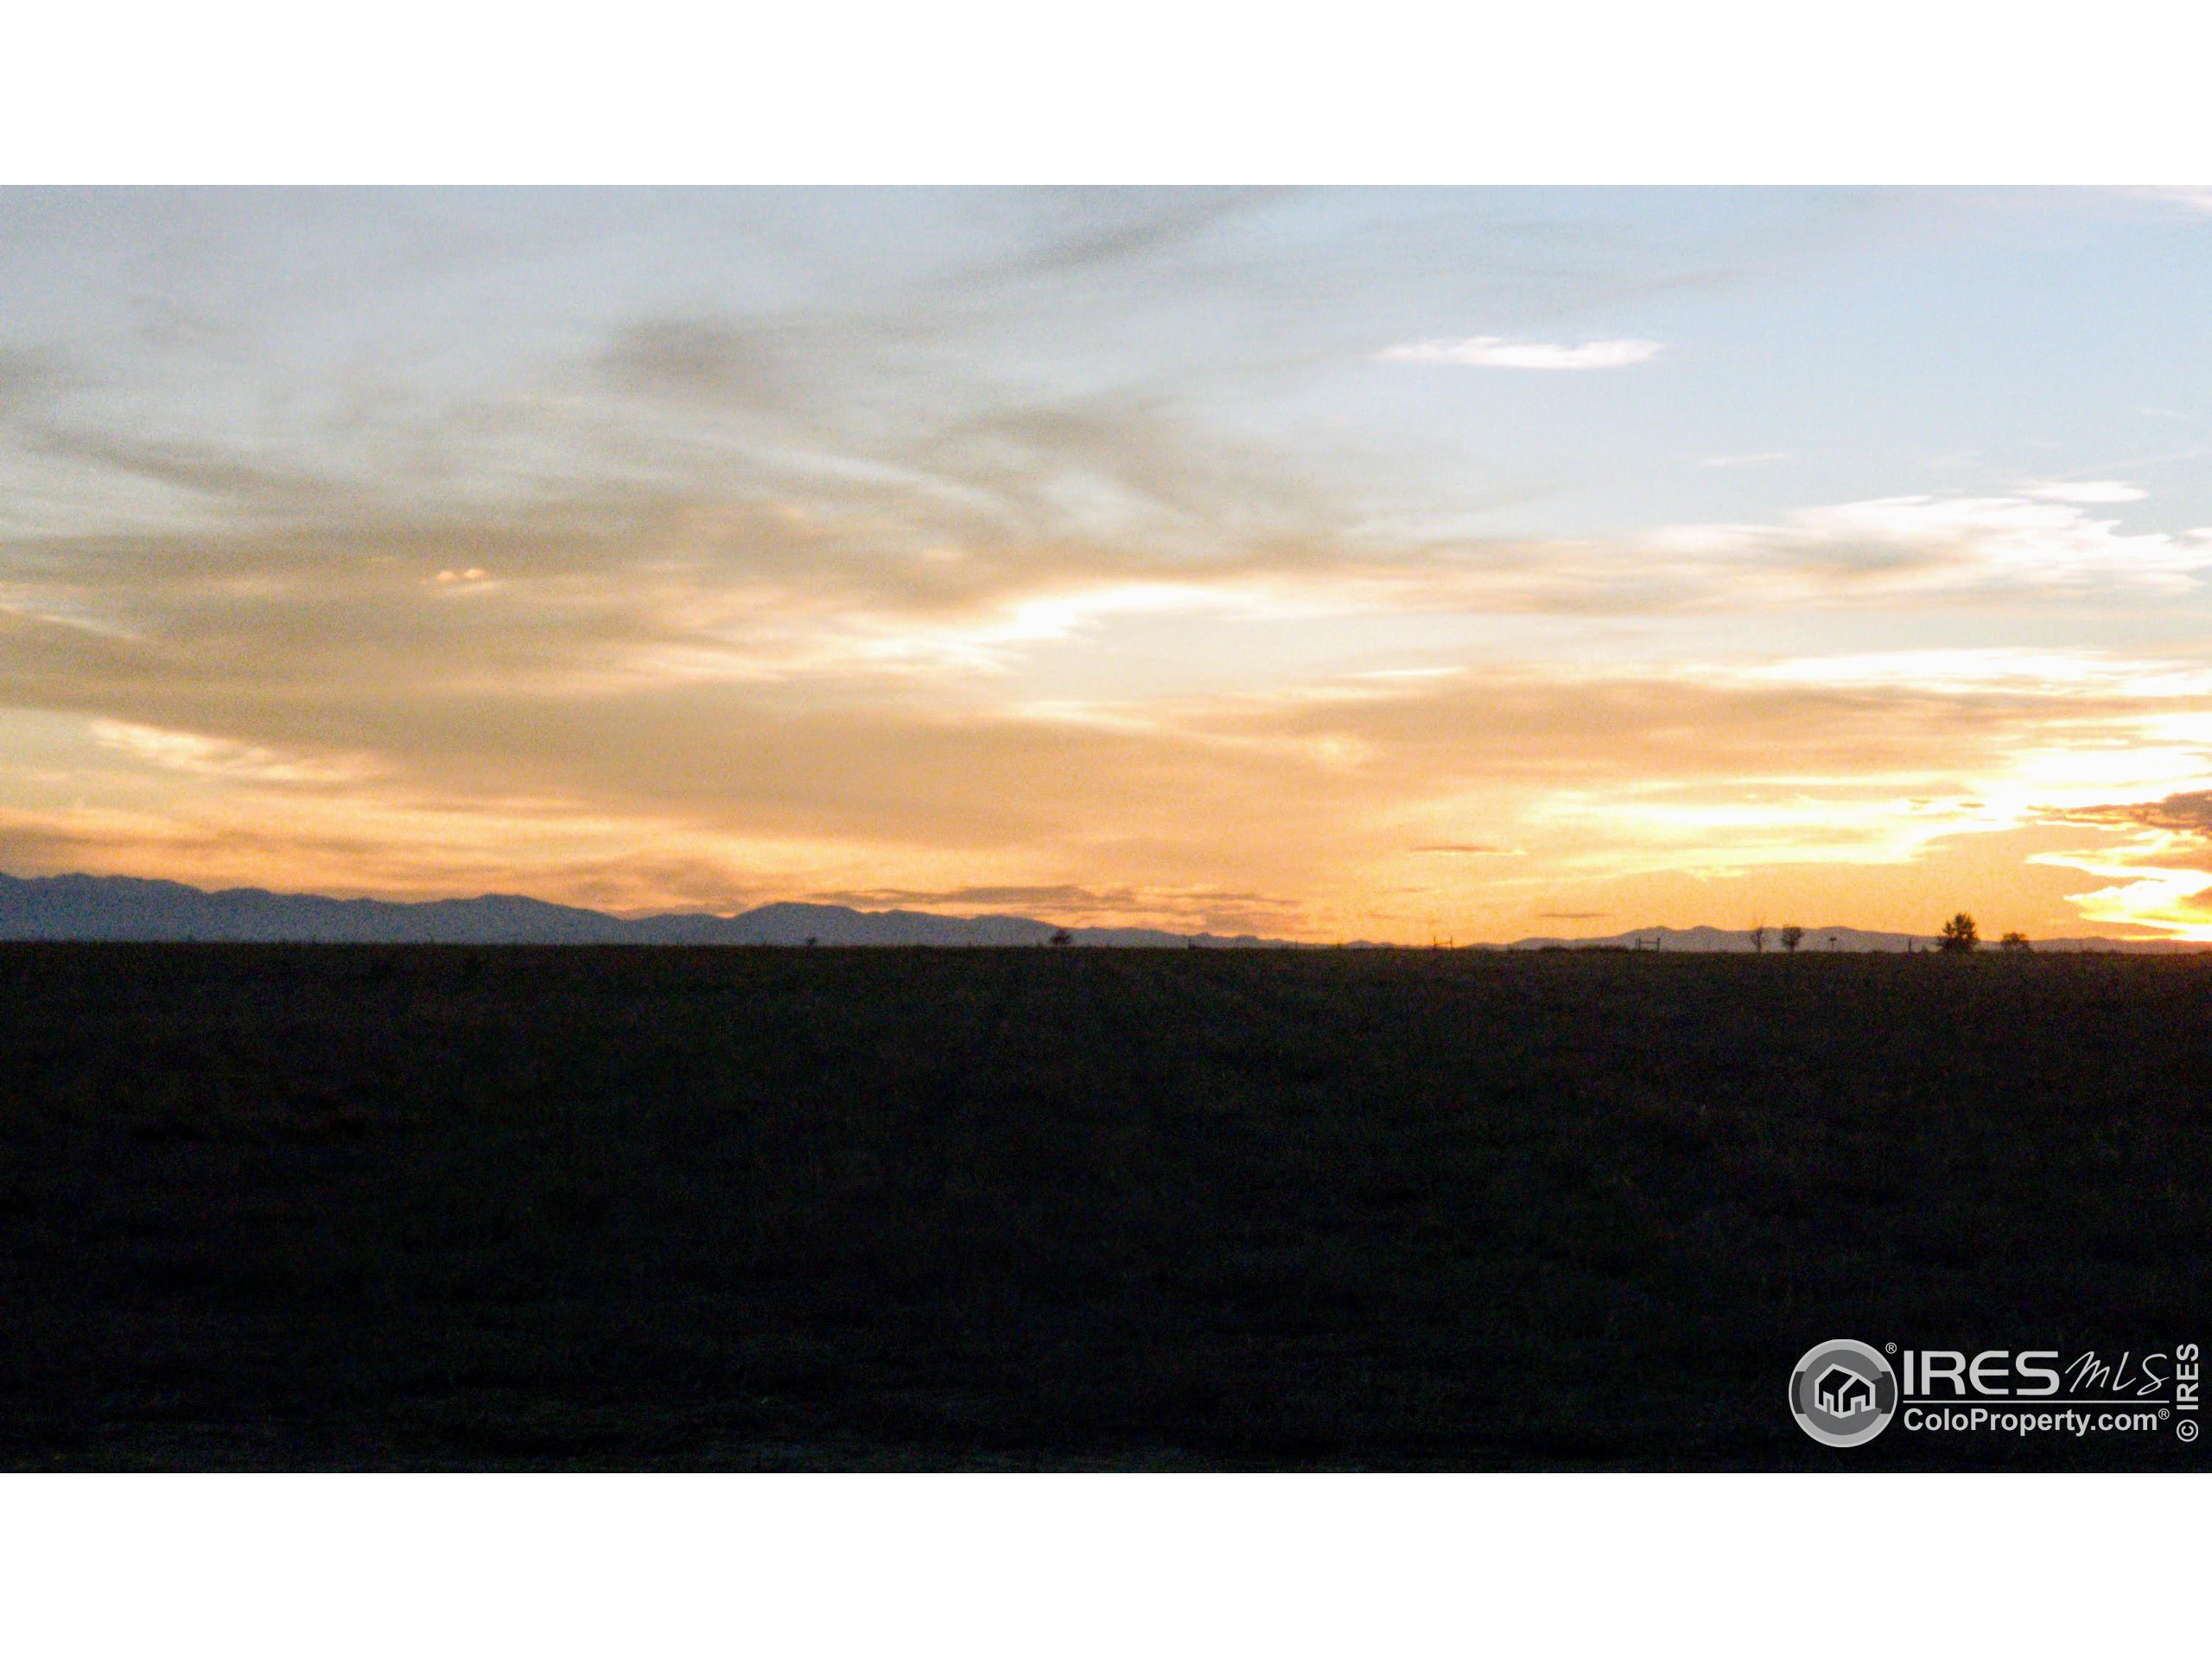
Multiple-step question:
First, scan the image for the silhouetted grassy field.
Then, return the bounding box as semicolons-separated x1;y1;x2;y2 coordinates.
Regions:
2;944;2206;1469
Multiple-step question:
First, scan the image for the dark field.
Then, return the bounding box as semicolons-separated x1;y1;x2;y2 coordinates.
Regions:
2;944;2206;1470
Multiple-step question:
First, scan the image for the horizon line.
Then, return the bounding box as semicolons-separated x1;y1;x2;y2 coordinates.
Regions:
3;867;2203;950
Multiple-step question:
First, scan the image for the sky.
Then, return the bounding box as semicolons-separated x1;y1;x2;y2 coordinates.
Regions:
6;186;2212;942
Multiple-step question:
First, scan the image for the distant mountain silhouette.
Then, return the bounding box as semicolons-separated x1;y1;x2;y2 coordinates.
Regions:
1503;923;2204;954
0;873;1285;947
2;873;2200;951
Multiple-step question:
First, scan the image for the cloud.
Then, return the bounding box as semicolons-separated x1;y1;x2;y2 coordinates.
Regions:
810;883;1137;910
802;881;1300;929
14;583;2212;938
2021;788;2212;940
963;189;1285;285
1378;336;1663;371
2045;790;2212;837
90;720;377;785
10;483;2209;846
1645;492;2212;599
22;428;343;510
2023;480;2146;504
1724;648;2212;698
597;316;819;413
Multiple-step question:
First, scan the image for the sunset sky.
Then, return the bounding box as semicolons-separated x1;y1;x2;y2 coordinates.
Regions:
7;187;2212;941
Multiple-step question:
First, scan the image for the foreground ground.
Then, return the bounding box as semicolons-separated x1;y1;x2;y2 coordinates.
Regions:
1;944;2205;1469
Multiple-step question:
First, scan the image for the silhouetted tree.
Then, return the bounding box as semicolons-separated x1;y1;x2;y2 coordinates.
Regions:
1999;931;2031;953
1049;929;1073;947
1938;912;1980;953
1747;923;1767;954
1779;925;1804;953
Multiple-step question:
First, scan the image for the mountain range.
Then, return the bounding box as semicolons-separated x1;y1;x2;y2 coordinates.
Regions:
0;872;1279;947
0;872;2201;951
1504;923;2205;954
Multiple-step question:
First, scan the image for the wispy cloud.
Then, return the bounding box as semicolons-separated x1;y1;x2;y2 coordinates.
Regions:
90;721;379;785
1378;336;1664;371
1643;491;2212;600
803;881;1299;931
2048;790;2212;837
2022;480;2146;504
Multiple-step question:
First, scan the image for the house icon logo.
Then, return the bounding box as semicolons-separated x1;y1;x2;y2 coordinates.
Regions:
1790;1339;1897;1446
1815;1364;1876;1418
